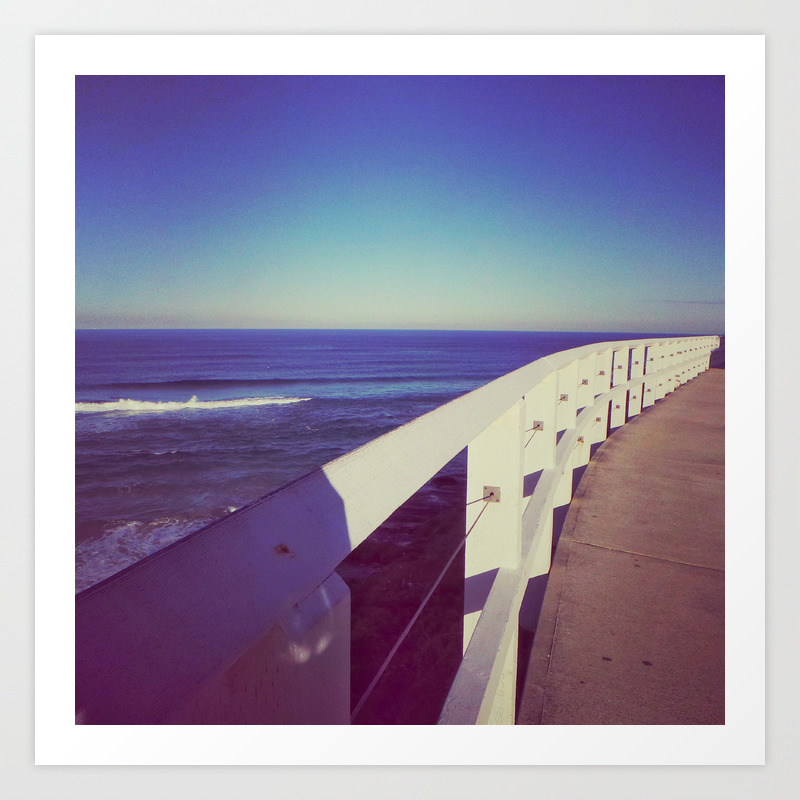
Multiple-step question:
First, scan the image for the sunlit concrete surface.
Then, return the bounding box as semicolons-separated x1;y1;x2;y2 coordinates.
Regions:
518;368;724;725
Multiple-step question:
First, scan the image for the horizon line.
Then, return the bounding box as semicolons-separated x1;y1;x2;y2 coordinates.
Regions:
74;326;725;336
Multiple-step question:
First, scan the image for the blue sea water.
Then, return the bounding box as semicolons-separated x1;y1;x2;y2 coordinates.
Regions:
74;329;653;591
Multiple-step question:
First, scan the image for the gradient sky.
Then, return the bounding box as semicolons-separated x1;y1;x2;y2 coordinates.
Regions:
75;75;724;333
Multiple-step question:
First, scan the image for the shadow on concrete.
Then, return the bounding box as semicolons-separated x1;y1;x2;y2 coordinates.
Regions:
516;572;550;715
572;463;588;496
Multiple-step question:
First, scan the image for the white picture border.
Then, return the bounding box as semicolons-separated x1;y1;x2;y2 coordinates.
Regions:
35;34;765;766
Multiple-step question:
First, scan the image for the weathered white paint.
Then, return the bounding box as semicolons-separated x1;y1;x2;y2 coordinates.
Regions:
75;335;719;726
523;374;557;478
556;359;579;434
576;353;596;411
643;344;657;409
612;346;629;386
595;348;613;396
628;345;646;418
464;399;525;652
587;404;609;451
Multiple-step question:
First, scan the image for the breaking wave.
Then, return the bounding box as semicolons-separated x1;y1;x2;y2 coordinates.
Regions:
75;506;246;593
75;517;204;592
75;395;311;414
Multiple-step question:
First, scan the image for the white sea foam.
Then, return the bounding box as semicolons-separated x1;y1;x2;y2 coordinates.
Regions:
74;497;257;592
75;395;310;414
75;514;221;593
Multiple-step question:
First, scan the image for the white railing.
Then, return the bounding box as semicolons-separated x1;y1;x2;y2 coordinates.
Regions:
75;335;719;725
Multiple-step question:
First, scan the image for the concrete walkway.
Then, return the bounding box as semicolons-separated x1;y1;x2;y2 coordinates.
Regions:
518;368;725;725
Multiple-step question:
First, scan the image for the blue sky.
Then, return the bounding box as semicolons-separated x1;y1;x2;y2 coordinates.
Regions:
75;75;724;333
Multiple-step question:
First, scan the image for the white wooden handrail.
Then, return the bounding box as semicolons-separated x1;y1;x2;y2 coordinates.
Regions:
75;335;719;725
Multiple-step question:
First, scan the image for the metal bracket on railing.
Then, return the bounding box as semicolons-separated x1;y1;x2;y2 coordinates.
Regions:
483;486;501;502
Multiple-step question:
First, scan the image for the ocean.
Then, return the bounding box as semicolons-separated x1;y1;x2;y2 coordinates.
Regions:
75;328;658;592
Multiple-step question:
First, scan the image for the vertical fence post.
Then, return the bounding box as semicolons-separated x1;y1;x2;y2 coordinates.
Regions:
522;374;557;510
571;423;590;473
683;343;695;380
665;342;677;395
463;398;525;654
576;353;596;413
572;352;597;485
595;347;613;398
555;359;579;437
643;344;656;408
587;347;610;451
689;342;701;378
628;344;645;418
519;375;557;637
674;343;685;387
655;342;668;401
704;337;714;370
552;360;580;531
587;400;609;458
610;347;629;430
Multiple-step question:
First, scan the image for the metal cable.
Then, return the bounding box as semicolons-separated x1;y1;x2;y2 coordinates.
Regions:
349;494;493;722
